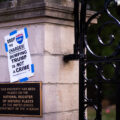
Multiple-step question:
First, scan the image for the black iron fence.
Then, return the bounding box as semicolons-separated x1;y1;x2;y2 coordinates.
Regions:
64;0;120;119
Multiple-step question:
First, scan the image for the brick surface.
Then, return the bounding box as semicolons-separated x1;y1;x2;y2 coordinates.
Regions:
27;25;44;55
44;55;60;83
45;24;74;55
43;84;78;113
60;59;79;83
44;111;78;120
0;111;78;120
44;55;78;83
0;57;9;82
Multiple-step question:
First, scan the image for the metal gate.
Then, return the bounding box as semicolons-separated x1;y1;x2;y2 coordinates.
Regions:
64;0;120;119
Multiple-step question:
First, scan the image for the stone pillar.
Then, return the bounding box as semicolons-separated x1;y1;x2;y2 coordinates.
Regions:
0;0;97;120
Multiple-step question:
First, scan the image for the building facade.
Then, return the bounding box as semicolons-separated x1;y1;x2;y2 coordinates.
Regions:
0;0;97;120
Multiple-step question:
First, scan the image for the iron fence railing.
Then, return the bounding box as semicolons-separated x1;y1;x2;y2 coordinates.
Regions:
64;0;120;119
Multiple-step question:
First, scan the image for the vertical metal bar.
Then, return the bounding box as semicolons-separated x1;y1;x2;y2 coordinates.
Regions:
96;80;102;120
79;0;87;120
74;0;79;54
116;63;120;120
116;85;120;120
95;64;102;120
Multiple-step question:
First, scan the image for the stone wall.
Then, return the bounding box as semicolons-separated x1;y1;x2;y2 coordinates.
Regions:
0;0;96;120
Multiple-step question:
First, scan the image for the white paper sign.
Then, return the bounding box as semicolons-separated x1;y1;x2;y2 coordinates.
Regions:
4;28;34;83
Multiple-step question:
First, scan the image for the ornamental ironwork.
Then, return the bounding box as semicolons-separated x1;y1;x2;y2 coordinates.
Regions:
64;0;120;119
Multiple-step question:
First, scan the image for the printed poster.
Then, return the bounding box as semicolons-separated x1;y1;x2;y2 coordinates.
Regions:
4;28;34;83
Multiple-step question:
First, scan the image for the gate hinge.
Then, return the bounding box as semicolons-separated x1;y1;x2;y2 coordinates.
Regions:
63;53;86;62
